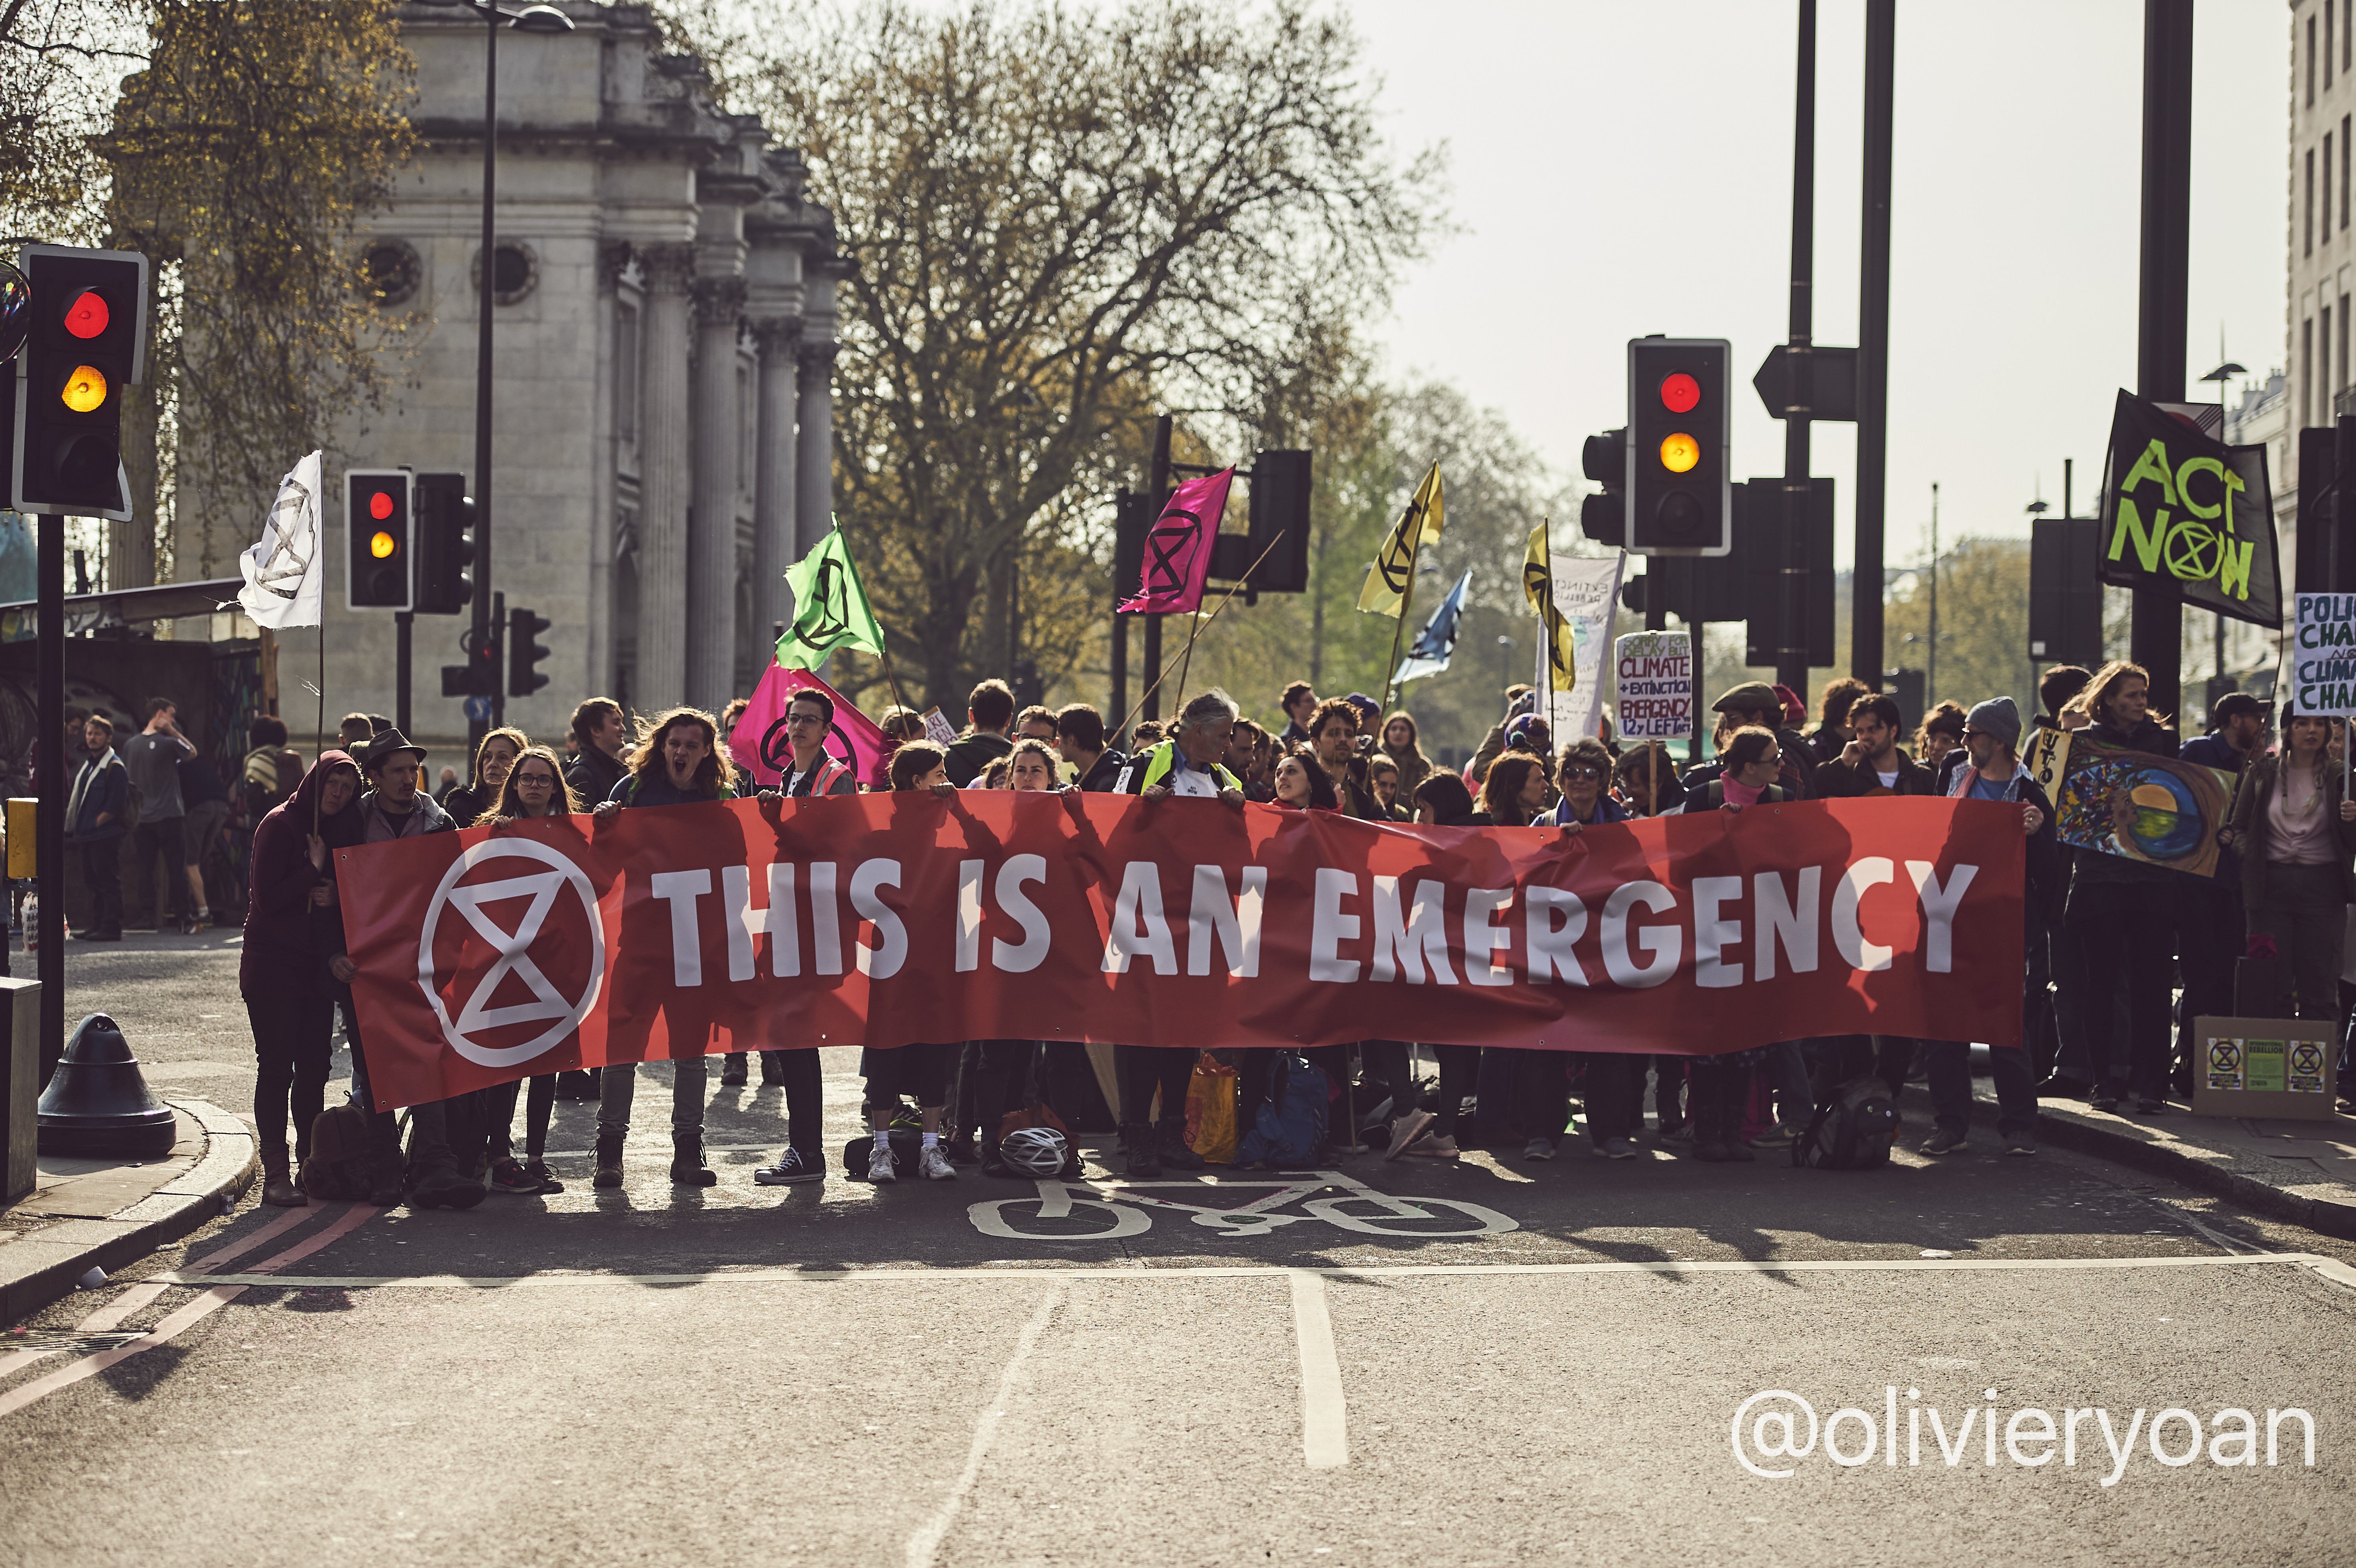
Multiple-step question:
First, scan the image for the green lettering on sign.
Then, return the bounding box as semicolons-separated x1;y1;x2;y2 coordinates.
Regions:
2119;438;2181;507
2109;496;2168;573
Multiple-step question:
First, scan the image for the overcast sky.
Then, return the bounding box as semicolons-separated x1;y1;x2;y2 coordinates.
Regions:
1346;0;2287;570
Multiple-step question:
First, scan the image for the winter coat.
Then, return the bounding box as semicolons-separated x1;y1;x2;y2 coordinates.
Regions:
241;750;364;994
2225;751;2356;907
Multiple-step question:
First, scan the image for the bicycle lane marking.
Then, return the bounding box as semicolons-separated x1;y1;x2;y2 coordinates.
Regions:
0;1201;339;1380
970;1170;1520;1242
0;1202;383;1421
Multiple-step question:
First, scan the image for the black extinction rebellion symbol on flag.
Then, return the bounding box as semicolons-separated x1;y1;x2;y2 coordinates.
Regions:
416;838;607;1068
1146;505;1205;595
804;556;851;645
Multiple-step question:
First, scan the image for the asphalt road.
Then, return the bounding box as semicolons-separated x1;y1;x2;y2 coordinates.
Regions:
4;934;2354;1567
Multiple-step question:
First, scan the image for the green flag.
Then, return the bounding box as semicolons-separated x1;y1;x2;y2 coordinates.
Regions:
777;519;887;668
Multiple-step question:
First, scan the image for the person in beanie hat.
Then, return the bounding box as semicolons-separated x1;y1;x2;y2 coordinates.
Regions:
1920;695;2055;1155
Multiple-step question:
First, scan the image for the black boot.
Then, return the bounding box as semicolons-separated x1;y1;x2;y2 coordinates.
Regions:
592;1129;624;1190
1122;1122;1161;1178
760;1051;788;1086
260;1147;307;1208
1156;1116;1203;1171
1689;1080;1734;1162
721;1053;749;1087
671;1129;717;1187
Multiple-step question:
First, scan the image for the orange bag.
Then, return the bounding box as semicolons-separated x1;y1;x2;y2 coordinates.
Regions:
1184;1054;1239;1164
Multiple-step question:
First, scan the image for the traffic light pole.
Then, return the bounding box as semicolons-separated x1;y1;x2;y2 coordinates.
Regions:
1852;0;1894;686
395;610;413;736
1777;0;1817;696
468;0;499;758
34;512;63;1082
2132;0;2193;721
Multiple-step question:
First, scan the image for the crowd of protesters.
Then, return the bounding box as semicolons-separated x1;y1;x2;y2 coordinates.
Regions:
221;657;2356;1211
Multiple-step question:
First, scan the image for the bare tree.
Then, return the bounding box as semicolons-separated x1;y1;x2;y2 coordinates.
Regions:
682;0;1445;702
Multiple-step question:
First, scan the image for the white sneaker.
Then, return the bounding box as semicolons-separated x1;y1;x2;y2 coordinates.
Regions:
866;1142;898;1183
919;1144;957;1181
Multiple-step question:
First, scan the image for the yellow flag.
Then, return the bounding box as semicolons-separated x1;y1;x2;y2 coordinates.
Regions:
1523;521;1575;693
1358;462;1444;616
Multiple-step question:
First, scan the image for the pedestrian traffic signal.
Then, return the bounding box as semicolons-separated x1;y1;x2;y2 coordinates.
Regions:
508;605;551;698
1627;336;1731;557
345;469;413;610
1579;428;1627;546
412;470;475;615
9;246;150;521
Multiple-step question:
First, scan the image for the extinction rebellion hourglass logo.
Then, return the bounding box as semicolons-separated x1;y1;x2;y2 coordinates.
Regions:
415;838;607;1068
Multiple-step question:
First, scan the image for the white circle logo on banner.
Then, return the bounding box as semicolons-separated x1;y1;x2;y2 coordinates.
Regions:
415;836;607;1068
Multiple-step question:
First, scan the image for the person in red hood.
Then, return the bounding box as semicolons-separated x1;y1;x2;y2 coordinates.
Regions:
240;748;365;1207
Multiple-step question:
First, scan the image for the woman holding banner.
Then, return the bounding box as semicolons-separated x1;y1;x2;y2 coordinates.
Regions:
2224;710;2356;1023
476;747;581;1195
2060;662;2178;1114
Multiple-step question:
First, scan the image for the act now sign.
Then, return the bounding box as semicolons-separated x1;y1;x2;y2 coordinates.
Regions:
2291;594;2356;716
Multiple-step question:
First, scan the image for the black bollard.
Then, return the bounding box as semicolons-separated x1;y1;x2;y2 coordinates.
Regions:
35;1013;177;1158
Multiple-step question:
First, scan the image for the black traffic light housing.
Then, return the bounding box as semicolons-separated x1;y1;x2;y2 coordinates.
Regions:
345;469;413;610
508;605;551;698
1627;336;1731;556
10;246;149;521
413;470;476;615
1580;428;1627;546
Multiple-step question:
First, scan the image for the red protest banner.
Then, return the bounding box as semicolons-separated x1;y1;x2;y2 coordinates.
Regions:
336;794;2024;1109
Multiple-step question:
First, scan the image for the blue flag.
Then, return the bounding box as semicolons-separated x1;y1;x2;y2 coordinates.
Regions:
1392;568;1472;686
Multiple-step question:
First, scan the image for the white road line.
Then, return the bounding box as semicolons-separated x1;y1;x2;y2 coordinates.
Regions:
902;1287;1061;1568
0;1203;382;1421
159;1250;2342;1289
1290;1271;1348;1469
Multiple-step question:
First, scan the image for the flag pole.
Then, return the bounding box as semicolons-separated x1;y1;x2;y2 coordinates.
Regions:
875;646;911;721
1117;531;1284;741
1378;568;1416;716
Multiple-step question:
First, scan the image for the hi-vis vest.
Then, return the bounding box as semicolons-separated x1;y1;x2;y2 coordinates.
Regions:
782;755;854;798
1118;741;1241;796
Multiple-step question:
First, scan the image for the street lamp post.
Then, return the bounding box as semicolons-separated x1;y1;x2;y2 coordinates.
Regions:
418;0;573;752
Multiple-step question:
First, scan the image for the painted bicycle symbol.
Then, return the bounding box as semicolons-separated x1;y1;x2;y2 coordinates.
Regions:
968;1170;1519;1243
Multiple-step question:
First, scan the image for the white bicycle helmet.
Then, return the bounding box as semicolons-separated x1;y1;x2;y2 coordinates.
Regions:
1000;1125;1069;1176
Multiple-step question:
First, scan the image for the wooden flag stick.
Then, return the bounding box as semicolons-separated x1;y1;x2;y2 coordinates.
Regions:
875;645;912;721
1378;566;1417;717
1116;531;1284;742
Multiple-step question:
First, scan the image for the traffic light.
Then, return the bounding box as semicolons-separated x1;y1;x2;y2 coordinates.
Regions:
1241;449;1311;592
1579;428;1627;545
441;625;501;698
1626;336;1731;556
344;469;413;610
508;605;551;698
412;470;475;615
10;246;150;520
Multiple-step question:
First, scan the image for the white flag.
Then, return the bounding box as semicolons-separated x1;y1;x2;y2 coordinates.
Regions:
1539;551;1625;741
236;450;324;629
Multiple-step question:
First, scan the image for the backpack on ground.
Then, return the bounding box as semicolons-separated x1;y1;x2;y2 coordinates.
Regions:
1792;1075;1897;1170
302;1101;404;1201
1237;1053;1330;1169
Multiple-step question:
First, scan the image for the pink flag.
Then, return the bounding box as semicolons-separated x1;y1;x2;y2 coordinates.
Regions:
1115;467;1235;615
728;664;894;789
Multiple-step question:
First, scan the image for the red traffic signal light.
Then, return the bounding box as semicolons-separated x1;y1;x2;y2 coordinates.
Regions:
9;246;149;520
63;290;108;339
1658;372;1700;414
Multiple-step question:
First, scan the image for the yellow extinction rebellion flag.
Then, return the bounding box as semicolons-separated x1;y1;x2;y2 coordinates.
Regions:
1358;461;1445;617
1522;521;1575;693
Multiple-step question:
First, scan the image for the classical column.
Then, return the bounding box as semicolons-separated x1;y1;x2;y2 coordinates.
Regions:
751;314;802;649
686;275;748;711
795;341;837;555
633;243;698;713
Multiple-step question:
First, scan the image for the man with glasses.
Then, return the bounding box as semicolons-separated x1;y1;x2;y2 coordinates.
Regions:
1539;739;1648;1158
740;690;851;1176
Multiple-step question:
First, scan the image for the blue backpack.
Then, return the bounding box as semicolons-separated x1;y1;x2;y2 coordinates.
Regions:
1237;1053;1330;1169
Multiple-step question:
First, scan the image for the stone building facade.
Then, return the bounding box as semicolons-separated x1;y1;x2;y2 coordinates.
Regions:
174;1;842;740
